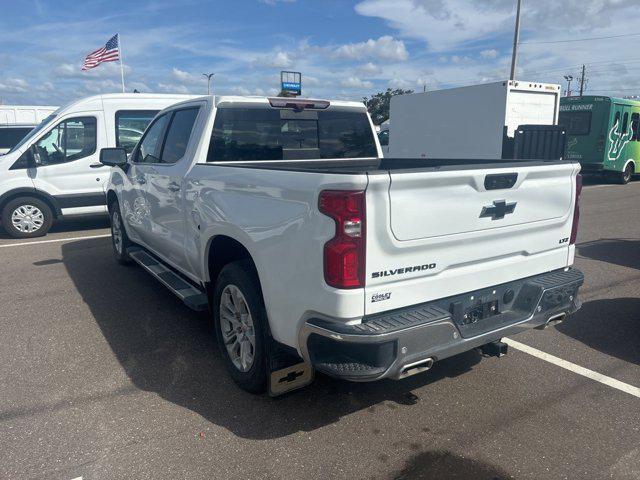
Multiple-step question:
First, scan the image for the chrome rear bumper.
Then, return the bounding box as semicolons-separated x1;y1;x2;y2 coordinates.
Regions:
299;268;584;382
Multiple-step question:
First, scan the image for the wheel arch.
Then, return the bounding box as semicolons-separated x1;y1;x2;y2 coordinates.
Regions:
205;235;259;287
0;188;61;218
106;189;118;211
623;159;636;173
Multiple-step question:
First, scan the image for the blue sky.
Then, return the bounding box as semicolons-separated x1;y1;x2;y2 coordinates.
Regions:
1;0;639;105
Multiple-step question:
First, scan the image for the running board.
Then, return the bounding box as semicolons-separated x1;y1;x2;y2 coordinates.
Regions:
127;247;209;312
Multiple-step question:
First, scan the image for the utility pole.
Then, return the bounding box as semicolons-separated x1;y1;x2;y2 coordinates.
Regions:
509;0;523;81
578;64;587;96
564;75;574;97
202;73;215;95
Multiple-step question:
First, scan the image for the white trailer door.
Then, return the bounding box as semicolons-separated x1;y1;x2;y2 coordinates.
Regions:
506;90;558;136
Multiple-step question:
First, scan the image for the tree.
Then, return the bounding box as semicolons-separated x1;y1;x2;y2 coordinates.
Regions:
362;88;414;125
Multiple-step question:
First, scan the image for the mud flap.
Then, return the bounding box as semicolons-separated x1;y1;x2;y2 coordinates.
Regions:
269;362;314;397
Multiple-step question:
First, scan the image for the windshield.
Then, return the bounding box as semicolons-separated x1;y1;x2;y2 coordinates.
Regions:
8;114;57;153
558;111;592;136
208;107;377;161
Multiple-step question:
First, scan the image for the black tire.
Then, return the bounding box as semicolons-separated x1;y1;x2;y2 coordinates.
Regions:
213;260;268;394
616;163;634;185
1;196;53;238
109;200;133;265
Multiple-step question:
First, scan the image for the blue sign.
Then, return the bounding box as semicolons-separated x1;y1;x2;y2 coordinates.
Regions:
282;81;301;94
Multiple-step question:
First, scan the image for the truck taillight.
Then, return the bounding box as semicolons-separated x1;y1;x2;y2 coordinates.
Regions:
570;174;582;245
319;190;366;289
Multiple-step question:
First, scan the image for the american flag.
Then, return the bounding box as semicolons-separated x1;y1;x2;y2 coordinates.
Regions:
82;34;120;70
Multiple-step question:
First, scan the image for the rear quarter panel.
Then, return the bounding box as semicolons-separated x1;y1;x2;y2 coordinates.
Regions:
185;164;368;350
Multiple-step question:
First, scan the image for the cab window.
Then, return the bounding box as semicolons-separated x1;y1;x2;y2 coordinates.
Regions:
33;117;97;165
134;113;170;163
160;108;199;164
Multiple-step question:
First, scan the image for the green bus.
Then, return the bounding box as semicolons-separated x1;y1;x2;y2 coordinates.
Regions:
559;96;640;184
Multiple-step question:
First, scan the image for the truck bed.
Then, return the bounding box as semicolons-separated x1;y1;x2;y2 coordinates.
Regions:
208;157;570;175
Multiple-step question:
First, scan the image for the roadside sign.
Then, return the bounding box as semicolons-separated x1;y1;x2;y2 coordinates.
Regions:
281;71;302;96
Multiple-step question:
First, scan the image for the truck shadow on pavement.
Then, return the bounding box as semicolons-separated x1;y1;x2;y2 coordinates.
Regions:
556;298;640;366
62;238;483;440
390;450;511;480
577;238;640;270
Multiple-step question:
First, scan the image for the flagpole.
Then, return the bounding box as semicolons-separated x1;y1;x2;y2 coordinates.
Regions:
118;33;126;93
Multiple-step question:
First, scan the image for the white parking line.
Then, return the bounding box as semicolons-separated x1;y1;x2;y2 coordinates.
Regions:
0;234;111;249
505;338;640;398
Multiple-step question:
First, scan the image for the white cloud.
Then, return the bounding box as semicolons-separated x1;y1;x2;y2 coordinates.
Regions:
357;62;382;75
480;49;498;59
0;78;29;93
157;83;191;94
355;0;511;52
334;36;408;62
171;67;205;85
37;81;55;92
340;77;374;89
230;86;251;95
259;0;296;4
253;51;293;68
388;77;413;89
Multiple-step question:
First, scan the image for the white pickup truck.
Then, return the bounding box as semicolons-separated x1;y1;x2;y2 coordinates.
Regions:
100;95;584;395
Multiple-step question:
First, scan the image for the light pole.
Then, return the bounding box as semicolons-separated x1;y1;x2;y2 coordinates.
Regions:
509;0;523;81
564;75;574;97
203;73;215;95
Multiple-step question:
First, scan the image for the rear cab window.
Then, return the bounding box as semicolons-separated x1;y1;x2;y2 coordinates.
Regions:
207;105;377;161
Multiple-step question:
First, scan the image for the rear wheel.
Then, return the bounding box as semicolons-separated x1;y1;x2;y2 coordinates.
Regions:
1;196;53;238
616;162;634;185
213;260;268;393
109;200;132;265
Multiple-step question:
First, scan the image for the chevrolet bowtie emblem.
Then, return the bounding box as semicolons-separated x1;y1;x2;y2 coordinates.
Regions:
480;200;517;220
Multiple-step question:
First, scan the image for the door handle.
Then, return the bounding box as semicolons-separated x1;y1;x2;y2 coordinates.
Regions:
135;176;147;185
90;163;105;168
168;182;181;192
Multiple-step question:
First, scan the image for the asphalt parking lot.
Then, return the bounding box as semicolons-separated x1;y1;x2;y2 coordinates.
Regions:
0;181;639;480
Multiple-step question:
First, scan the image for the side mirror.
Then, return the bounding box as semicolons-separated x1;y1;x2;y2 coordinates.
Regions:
100;147;128;168
29;145;42;167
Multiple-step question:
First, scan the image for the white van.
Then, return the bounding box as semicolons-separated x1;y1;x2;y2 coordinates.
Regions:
0;93;193;238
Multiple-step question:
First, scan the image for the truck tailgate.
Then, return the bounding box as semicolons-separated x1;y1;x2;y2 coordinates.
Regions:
389;165;573;240
365;162;580;315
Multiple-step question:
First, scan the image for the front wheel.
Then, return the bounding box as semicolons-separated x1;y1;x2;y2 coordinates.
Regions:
1;196;53;238
213;260;269;393
109;200;132;265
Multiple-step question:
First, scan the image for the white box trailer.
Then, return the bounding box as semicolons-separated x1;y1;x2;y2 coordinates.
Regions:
0;105;59;125
388;80;561;159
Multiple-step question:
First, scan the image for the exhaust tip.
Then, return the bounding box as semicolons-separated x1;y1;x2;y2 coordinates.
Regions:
398;358;434;379
547;312;567;327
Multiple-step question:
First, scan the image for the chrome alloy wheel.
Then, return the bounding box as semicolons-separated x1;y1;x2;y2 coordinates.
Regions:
220;284;256;372
11;204;44;233
111;210;123;254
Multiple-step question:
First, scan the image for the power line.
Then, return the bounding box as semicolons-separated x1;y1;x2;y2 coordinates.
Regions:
520;32;640;45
